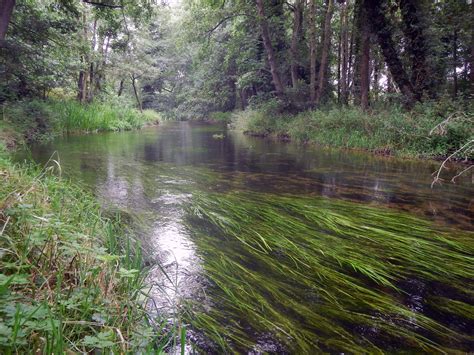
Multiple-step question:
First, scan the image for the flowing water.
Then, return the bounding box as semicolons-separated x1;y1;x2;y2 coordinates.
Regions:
19;122;473;353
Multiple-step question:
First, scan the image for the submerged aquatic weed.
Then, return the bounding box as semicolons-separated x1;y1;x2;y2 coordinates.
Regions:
184;192;474;353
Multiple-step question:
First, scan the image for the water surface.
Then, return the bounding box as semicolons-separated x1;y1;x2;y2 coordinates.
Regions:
20;122;473;352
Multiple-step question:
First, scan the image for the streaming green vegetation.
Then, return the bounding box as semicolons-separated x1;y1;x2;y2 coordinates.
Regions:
232;101;473;159
0;149;180;353
1;99;161;147
185;191;474;353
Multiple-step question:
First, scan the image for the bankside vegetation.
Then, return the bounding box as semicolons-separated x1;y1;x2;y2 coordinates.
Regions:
1;0;473;158
0;0;473;353
0;147;186;352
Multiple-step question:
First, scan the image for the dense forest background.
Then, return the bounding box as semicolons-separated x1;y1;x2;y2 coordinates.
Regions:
1;0;472;112
0;0;473;159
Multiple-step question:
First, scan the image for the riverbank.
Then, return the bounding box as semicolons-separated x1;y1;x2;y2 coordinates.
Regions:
0;99;161;149
0;102;178;352
230;101;473;160
0;146;175;352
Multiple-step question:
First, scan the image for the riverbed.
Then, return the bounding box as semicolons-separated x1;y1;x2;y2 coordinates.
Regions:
19;121;473;353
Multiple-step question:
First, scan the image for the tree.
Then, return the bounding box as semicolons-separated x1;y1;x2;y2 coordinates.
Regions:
0;0;15;42
365;0;417;105
339;0;349;104
353;0;370;109
315;0;334;105
290;0;304;88
309;0;317;104
256;0;285;97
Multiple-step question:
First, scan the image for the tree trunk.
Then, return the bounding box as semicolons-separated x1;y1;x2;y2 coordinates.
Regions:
0;0;15;42
452;29;458;99
117;79;124;97
309;0;317;104
365;0;417;105
290;0;304;88
77;68;86;102
315;0;334;105
87;17;97;102
399;0;433;99
372;51;382;101
340;0;349;104
337;25;341;102
131;75;142;113
353;0;370;109
347;18;355;99
470;1;474;94
77;11;88;102
256;0;285;97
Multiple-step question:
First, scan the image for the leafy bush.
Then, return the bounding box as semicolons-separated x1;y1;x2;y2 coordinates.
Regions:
209;111;233;123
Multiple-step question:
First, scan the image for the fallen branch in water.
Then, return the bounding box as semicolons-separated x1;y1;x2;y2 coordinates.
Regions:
431;140;473;188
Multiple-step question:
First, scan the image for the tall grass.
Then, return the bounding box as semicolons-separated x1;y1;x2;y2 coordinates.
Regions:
184;191;474;352
53;101;160;133
0;149;178;352
231;100;473;158
1;99;161;146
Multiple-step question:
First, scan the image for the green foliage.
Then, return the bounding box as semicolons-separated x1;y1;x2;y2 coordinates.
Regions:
1;99;160;146
209;111;233;123
54;100;159;133
232;100;474;158
0;153;173;352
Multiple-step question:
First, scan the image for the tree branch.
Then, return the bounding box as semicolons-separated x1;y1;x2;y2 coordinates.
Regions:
431;140;473;188
82;0;123;9
204;13;254;38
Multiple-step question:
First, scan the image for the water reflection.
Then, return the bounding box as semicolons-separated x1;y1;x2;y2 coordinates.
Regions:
17;121;473;345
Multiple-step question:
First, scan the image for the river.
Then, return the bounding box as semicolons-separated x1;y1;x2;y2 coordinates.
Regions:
20;121;473;353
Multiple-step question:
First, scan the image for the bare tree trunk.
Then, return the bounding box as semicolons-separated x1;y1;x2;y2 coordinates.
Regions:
453;29;458;99
347;19;355;99
353;0;370;109
131;75;142;113
87;17;97;102
309;0;317;104
337;26;341;102
256;0;285;97
340;0;349;104
117;79;124;97
77;11;88;102
0;0;15;42
372;51;382;101
290;0;304;88
470;1;474;94
365;0;417;105
315;0;333;105
77;67;86;102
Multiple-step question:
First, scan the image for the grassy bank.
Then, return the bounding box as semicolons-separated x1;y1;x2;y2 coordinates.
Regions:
0;148;178;352
231;101;473;159
0;99;161;148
